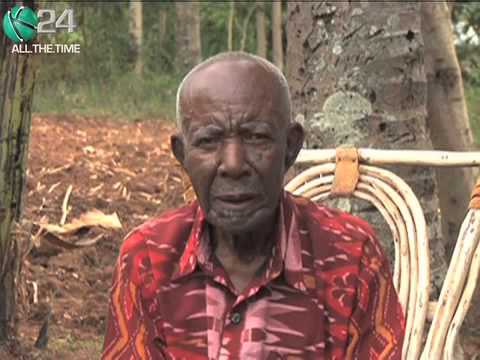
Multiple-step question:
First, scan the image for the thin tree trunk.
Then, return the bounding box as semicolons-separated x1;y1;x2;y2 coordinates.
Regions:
272;1;283;71
256;1;267;58
240;6;256;52
158;6;168;48
422;1;480;335
422;1;476;254
129;1;143;75
228;1;235;51
175;2;202;74
0;0;36;345
287;0;447;344
447;1;456;15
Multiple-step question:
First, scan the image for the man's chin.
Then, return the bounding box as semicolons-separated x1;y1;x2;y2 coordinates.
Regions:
206;207;272;234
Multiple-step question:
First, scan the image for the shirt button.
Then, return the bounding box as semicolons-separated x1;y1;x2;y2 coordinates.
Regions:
230;312;242;325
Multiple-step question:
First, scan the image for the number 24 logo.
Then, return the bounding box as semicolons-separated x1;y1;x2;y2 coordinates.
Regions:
37;9;75;33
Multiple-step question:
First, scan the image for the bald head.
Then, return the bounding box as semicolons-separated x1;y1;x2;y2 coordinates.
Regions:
176;52;291;131
170;52;304;233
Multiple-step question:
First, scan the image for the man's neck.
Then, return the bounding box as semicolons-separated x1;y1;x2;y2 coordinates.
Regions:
211;215;276;263
210;213;278;293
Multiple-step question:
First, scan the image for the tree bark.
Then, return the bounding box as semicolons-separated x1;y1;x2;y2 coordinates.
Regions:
0;0;36;345
272;1;284;71
158;6;168;48
287;1;447;296
422;2;477;253
256;1;267;58
129;1;143;75
447;1;456;15
228;1;235;51
422;1;480;336
240;6;256;52
175;2;202;74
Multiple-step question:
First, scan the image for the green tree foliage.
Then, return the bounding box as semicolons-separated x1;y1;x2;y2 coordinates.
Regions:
33;1;278;118
32;1;478;125
453;2;480;85
452;2;480;141
201;2;266;58
36;1;272;81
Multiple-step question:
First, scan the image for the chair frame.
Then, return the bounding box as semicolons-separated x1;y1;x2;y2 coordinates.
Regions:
286;148;480;360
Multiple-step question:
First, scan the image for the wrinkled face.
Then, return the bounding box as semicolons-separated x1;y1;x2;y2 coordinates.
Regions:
171;59;303;234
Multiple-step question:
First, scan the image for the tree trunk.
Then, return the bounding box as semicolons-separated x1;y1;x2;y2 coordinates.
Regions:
287;1;447;296
129;1;143;75
158;6;168;48
228;1;235;51
175;2;202;74
422;1;480;337
256;1;267;58
447;1;456;15
272;1;284;71
422;1;477;253
0;0;36;345
240;6;256;52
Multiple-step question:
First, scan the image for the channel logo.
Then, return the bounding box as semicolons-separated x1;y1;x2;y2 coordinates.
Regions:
2;5;38;44
2;5;80;54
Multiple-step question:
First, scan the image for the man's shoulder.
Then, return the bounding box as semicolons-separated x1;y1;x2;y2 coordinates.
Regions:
289;193;376;242
288;193;386;273
117;202;198;290
121;201;198;251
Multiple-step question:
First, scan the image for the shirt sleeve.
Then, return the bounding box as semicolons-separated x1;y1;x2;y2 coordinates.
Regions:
345;225;405;360
101;231;169;360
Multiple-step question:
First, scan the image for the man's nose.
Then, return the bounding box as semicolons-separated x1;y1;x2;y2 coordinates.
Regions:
218;139;251;179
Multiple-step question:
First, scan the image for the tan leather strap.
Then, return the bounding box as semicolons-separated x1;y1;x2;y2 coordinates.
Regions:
469;178;480;209
331;147;359;197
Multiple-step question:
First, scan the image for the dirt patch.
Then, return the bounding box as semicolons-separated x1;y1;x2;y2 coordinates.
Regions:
12;114;190;359
4;114;480;359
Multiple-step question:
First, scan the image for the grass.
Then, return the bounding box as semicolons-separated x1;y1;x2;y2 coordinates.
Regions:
17;331;103;360
33;69;480;144
33;72;180;121
466;84;480;144
47;333;102;355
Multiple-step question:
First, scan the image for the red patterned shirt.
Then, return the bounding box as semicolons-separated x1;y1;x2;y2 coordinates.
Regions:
102;192;405;359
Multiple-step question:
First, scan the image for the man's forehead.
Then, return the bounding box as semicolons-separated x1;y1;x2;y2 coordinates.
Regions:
182;59;276;99
178;57;291;132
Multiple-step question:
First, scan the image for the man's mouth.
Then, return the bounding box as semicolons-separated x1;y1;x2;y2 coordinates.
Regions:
214;193;259;208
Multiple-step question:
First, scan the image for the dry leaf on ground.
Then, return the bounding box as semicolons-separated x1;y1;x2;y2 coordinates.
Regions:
33;209;122;251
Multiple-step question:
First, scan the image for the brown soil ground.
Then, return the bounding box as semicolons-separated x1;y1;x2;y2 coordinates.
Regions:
9;114;190;360
2;114;479;359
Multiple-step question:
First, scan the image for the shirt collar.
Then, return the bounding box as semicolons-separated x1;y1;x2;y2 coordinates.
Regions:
172;203;206;281
171;192;310;294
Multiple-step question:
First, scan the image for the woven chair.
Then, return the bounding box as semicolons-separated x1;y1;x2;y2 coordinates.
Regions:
285;148;480;360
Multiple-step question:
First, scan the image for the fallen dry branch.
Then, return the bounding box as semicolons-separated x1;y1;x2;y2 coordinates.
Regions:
42;163;73;176
114;167;137;178
47;182;61;194
60;185;73;225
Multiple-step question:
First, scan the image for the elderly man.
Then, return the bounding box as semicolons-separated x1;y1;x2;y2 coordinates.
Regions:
102;52;404;360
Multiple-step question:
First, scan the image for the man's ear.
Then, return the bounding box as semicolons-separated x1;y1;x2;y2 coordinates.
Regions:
171;133;186;166
285;122;304;170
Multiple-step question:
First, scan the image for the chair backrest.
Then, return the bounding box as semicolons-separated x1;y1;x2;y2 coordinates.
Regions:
285;148;480;360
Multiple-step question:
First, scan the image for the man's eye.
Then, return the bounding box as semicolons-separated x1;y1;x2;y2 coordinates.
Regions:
196;137;217;147
244;133;270;143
